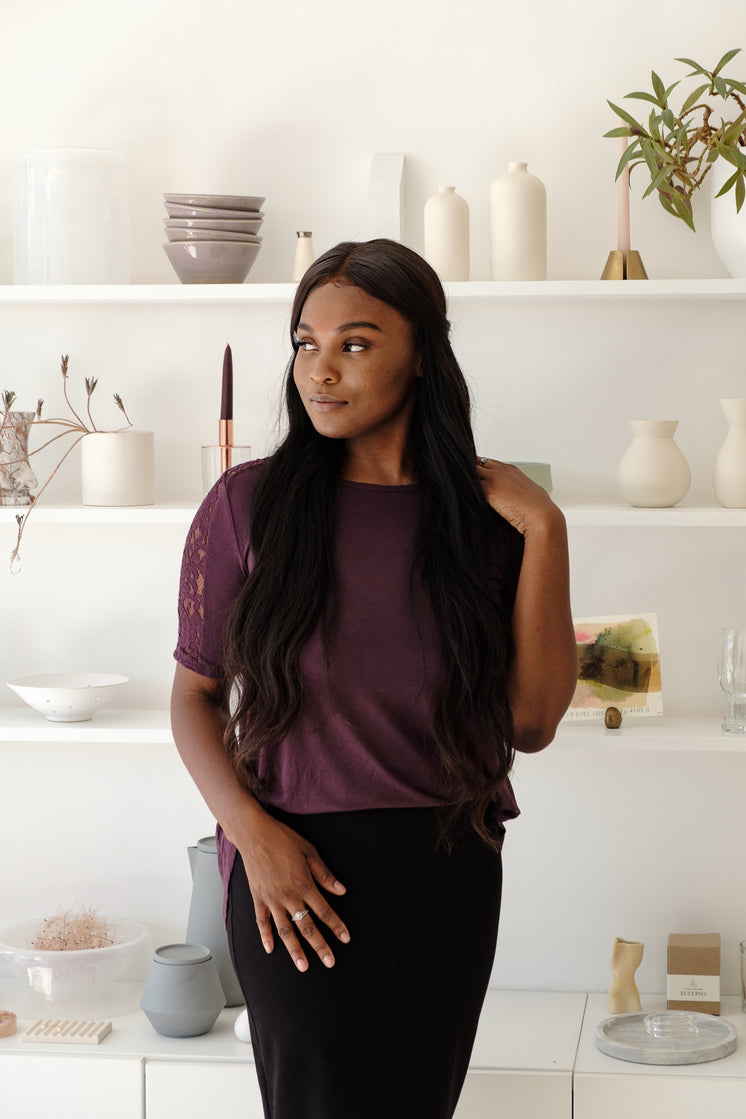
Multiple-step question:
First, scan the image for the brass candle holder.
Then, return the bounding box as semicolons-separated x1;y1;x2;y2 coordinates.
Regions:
601;249;648;280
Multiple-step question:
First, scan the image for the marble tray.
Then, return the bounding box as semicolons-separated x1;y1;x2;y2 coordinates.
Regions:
596;1012;738;1065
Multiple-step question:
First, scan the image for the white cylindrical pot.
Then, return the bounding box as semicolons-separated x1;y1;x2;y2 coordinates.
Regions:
424;186;470;281
14;149;129;284
489;162;546;280
714;398;746;507
293;232;315;281
710;160;746;278
81;431;155;506
617;420;691;508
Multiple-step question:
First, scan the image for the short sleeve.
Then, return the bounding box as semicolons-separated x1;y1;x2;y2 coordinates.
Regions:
174;472;249;678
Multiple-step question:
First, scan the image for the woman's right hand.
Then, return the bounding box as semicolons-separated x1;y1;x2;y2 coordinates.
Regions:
236;809;350;972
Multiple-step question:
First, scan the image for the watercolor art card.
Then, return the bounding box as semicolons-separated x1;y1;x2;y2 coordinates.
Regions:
565;612;663;721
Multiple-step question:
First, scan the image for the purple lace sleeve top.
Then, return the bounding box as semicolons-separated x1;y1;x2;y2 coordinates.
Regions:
174;459;525;899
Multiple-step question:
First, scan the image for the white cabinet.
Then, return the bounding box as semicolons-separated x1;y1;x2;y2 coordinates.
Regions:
574;994;746;1119
146;1061;264;1118
1;1053;143;1119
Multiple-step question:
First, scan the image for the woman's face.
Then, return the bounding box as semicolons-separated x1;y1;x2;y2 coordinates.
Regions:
293;282;421;453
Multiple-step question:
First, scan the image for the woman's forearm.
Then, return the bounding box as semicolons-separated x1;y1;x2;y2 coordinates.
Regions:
507;507;578;753
170;663;266;847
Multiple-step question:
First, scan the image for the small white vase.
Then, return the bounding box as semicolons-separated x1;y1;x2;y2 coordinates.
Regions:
81;430;155;506
710;159;746;278
489;162;546;280
292;232;315;281
424;186;470;281
617;420;691;508
714;398;746;507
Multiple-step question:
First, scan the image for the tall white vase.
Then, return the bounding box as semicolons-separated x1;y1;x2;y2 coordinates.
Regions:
710;160;746;278
714;398;746;507
617;420;691;508
489;162;546;280
424;186;470;281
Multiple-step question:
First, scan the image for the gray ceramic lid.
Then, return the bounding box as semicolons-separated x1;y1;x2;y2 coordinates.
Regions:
196;836;217;853
154;943;212;965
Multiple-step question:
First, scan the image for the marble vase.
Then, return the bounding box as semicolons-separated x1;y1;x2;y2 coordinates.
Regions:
0;411;37;506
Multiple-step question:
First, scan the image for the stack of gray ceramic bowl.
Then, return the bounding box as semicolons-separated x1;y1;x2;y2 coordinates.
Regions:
163;193;264;283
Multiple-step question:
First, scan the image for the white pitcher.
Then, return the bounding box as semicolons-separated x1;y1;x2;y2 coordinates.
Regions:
187;836;244;1007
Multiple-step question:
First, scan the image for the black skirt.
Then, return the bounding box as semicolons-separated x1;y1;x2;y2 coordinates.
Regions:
226;806;502;1119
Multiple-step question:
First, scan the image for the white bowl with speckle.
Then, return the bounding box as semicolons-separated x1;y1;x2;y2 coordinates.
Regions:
7;672;129;721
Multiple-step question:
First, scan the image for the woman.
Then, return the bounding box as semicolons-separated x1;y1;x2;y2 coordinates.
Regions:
171;239;577;1118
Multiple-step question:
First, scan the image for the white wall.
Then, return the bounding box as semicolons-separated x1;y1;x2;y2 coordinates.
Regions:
1;0;745;998
0;0;737;284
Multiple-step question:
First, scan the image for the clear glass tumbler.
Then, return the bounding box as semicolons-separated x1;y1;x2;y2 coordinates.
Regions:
201;445;252;496
740;940;746;1011
718;627;746;734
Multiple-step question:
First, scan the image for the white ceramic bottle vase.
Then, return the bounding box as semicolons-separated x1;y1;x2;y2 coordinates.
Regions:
489;162;546;280
293;232;315;281
714;398;746;507
617;419;691;508
424;186;470;281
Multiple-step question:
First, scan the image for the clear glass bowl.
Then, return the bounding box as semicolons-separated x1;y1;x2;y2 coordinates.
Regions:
0;918;153;1018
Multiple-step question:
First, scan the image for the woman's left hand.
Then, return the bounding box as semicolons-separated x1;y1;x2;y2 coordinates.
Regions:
476;458;560;537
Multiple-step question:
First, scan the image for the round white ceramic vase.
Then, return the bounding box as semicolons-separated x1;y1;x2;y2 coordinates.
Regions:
489;162;546;280
424;186;470;281
617;420;691;508
81;430;155;506
714;398;746;507
710;159;746;277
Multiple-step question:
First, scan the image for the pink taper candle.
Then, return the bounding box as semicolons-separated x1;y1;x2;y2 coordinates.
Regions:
618;134;631;255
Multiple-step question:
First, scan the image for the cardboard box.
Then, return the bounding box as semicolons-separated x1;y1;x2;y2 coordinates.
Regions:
667;932;721;1015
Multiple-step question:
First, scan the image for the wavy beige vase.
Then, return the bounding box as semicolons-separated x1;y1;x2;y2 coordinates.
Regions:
608;937;644;1014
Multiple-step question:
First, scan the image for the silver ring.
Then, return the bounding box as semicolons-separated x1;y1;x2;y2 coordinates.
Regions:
291;909;309;923
478;456;488;466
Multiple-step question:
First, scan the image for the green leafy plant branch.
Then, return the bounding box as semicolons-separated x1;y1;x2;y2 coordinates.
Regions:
605;48;746;231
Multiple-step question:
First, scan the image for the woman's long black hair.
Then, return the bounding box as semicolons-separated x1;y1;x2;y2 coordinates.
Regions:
222;239;515;847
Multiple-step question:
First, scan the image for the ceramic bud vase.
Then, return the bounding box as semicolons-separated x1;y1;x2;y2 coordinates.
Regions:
714;398;746;507
710;161;746;278
0;411;37;506
608;937;644;1014
489;162;546;280
187;836;244;1007
293;231;315;281
617;420;691;508
424;186;470;281
81;430;155;506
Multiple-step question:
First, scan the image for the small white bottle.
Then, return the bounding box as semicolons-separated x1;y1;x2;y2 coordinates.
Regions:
423;186;470;281
489;162;546;280
293;231;315;281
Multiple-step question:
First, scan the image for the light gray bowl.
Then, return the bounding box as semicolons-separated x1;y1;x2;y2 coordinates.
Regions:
164;202;263;220
163;240;261;284
163;193;265;211
165;228;262;244
164;216;264;234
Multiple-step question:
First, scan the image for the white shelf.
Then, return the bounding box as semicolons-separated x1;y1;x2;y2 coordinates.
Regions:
2;502;744;529
562;504;746;527
1;279;746;304
0;504;197;525
0;708;738;751
554;715;741;751
0;707;173;743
